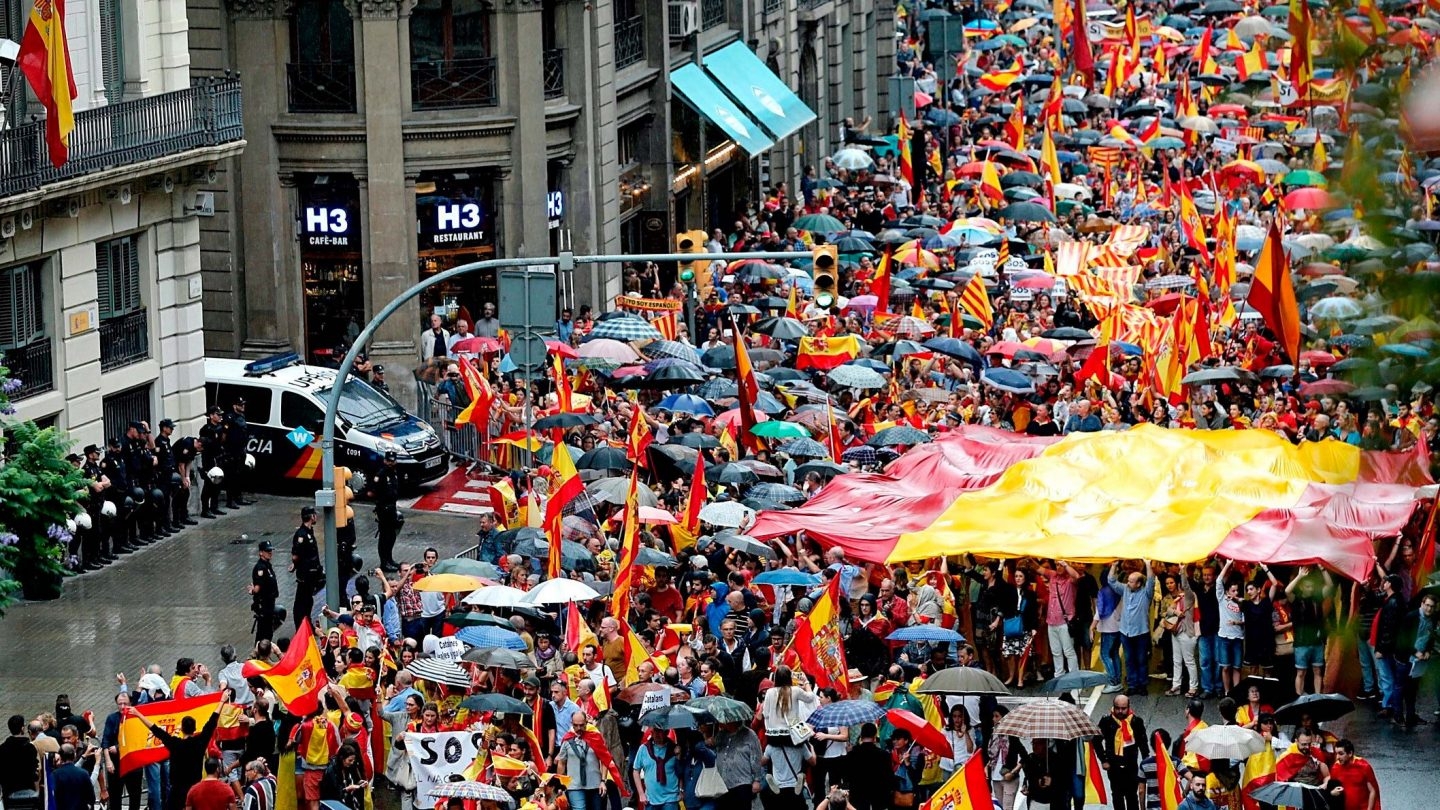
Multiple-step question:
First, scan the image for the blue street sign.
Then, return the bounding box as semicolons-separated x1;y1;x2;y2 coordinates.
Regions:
287;425;316;449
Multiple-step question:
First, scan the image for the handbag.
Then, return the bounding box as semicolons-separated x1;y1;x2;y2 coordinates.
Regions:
696;765;728;798
891;792;916;808
787;720;814;745
1003;614;1024;639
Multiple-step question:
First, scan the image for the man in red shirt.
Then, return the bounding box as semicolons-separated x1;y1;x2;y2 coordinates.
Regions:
185;758;237;810
647;568;684;622
1330;739;1381;810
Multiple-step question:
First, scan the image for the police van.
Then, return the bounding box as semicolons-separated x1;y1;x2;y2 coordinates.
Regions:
204;353;448;488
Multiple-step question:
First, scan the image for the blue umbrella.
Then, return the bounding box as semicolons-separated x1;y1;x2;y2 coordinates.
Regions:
747;482;808;503
1041;670;1109;693
658;393;715;416
847;358;892;372
887;626;966;643
980;367;1036;394
806;700;887;727
923;337;983;367
645;339;703;364
455;626;528;651
752;569;822;587
588;315;663;342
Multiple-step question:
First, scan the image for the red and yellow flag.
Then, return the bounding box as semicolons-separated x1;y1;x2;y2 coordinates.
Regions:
544;440;584;578
796;334;863;370
898;114;915;188
18;0;78;167
957;274;993;331
1040;127;1061;186
979;161;1005;205
242;618;329;716
619;617;661;685
117;692;222;775
552;353;574;413
1003;106;1026;151
873;250;893;313
1247;219;1301;364
1155;734;1184;810
454;355;494;427
671;450;707;551
734;327;762;453
978;63;1023;92
625;403;653;466
920;749;992;810
782;575;849;690
609;470;643;616
1081;741;1109;805
785;284;800;318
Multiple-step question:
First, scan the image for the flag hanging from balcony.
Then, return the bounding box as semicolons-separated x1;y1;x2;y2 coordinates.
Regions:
18;0;78;168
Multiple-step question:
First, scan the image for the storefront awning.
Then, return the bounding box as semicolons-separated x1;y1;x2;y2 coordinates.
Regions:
670;64;776;157
702;43;817;142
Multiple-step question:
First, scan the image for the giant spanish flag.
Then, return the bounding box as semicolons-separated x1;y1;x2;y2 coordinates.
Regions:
1247;219;1302;365
117;692;223;775
921;750;991;810
18;0;78;167
242;617;329;716
783;575;849;690
545;440;584;578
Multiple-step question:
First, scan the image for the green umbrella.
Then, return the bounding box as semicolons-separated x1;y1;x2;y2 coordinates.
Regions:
997;202;1058;223
794;213;846;234
994;33;1026;47
685;696;753;723
1281;169;1327;187
751;421;811;440
1057;199;1093;215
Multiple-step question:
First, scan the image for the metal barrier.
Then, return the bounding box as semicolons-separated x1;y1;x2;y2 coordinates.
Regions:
414;380;483;463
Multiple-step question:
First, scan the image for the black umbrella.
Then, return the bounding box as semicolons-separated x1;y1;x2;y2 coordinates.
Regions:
533;412;600;431
997;202;1058;223
672;432;720;449
497;527;545;547
1228;675;1290;707
639;704;698;730
459;694;534;715
752;317;809;340
1041;327;1092;340
577;446;631;471
1181;366;1259;386
796;460;848;478
515;537;594;568
1247;783;1328;810
702;345;737;369
1272;693;1355;725
706;463;759;486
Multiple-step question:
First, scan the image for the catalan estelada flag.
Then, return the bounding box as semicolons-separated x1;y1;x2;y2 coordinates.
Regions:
241;617;329;716
920;749;991;810
18;0;77;167
117;692;222;775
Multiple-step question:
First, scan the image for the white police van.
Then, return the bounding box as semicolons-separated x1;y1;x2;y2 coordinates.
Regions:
204;353;448;487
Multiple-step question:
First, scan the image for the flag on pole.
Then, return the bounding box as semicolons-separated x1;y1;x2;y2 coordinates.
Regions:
18;0;78;167
978;64;1024;92
1071;0;1095;83
1247;219;1301;364
957;274;994;331
454;356;494;428
552;353;574;413
898;114;915;188
873;250;893;313
734;325;762;453
979;161;1005;205
1040;127;1061;185
782;576;850;690
544;440;584;578
671;450;707;551
785;284;800;318
1155;734;1184;810
241;618;329;716
625;404;653;466
609;470;643;616
117;693;223;775
1003;106;1026;152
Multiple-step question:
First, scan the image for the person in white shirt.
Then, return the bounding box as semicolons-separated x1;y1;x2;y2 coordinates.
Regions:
446;320;474;353
580;644;616;691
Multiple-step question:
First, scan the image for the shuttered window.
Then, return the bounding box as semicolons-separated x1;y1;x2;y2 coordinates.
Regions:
0;263;44;350
97;235;142;319
1;1;29;124
99;0;126;103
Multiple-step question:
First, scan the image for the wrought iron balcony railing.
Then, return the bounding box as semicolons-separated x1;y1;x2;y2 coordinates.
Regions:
411;58;500;110
287;62;358;113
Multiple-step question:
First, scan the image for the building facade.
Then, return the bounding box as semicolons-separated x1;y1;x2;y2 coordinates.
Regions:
188;0;892;402
0;0;244;443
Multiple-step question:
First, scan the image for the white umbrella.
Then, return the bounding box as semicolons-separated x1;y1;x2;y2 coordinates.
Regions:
522;578;602;605
462;584;527;607
831;149;875;170
1178;115;1218;134
698;501;756;529
1185;725;1267;761
1309;296;1363;320
1291;233;1335;251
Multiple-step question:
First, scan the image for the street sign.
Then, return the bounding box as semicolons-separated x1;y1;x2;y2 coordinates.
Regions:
286;425;316;448
509;332;549;375
498;267;557;331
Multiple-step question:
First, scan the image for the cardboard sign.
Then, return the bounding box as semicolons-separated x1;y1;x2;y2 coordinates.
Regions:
407;731;484;802
433;636;465;662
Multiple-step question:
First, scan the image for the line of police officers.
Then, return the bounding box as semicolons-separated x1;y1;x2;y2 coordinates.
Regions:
69;399;256;572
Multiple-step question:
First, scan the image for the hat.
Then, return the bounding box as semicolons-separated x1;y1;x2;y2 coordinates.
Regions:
83;444;101;455
690;555;709;568
373;364;385;374
207;405;224;416
521;676;542;689
337;613;355;626
128;420;145;431
233;397;246;406
158;418;175;429
107;436;122;448
64;453;81;464
1304;400;1320;409
258;540;275;552
384;450;398;461
846;668;867;682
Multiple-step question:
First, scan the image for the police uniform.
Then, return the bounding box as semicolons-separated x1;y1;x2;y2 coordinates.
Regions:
223;402;251;509
371;365;391;395
198;408;227;517
153;421;178;534
370;452;403;570
122;423;159;542
171;434;199;525
99;441;131;554
251;540;280;643
291;511;323;628
80;446;110;569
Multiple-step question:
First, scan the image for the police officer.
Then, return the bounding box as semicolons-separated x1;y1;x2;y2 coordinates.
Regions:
80;444;112;570
153;419;180;535
223;398;252;510
371;364;391;395
290;506;323;629
100;437;132;554
250;540;279;643
369;450;403;572
170;429;199;526
198;405;227;518
123;421;161;543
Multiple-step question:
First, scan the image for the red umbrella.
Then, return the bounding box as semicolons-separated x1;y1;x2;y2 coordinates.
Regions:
914;90;934;108
885;709;953;759
1144;292;1185;315
547;340;578;359
1300;350;1338;367
1283;188;1333;210
711;407;770;431
1209;103;1248;117
987;340;1028;358
1011;274;1058;290
452;336;503;355
1299;379;1355;397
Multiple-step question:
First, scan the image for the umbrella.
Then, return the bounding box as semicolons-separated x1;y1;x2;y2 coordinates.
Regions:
795;460;847;478
1298;379;1354;397
514;537;593;569
980;367;1037;394
462;584;528;607
1284;187;1332;210
577;446;631;472
589;316;663;342
795;213;847;234
459;693;534;714
522;578;602;604
462;647;531;669
828;365;889;389
923;337;984;366
886;626;965;643
751;421;811;440
887;709;954;758
752;316;809;340
430;558;503;579
746;482;807;503
705;462;760;487
685;696;753;723
639;704;699;730
993;700;1100;739
429;783;514;804
533;412;600;431
752;569;822;587
577;338;641;364
711;532;776;558
635;546;678;567
778;437;829;458
644;339;703;364
806;700;887;727
997;202;1058;222
638;505;678;525
412;573;487;593
1310;297;1363;320
673;432;720;449
1181;366;1258;386
868;425;931;447
451;336;503;355
916;667;1010;695
1247;783;1329;810
737;458;783;478
1228;675;1289;707
587;476;659;506
831;149;875;170
1041;327;1093;340
1041;671;1109;693
658;393;715;416
1185;725;1267;760
455;626;528;650
697;501;756;528
1272;693;1355;725
404;659;471;689
841;446;879;466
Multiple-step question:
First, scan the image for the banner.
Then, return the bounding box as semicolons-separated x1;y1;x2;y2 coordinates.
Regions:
117;692;223;775
614;295;683;313
406;730;485;802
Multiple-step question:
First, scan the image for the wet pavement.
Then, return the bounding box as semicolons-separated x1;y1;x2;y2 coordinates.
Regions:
0;495;1432;805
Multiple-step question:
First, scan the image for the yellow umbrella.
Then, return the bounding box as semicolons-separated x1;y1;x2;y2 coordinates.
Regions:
894;245;941;269
1008;17;1039;32
413;573;487;593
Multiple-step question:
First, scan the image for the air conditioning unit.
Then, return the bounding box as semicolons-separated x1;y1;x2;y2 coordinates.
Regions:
669;0;699;38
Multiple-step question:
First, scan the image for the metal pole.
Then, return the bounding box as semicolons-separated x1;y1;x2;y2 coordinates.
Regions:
318;250;810;614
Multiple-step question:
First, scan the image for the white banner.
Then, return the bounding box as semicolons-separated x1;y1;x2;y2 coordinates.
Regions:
433;636;465;662
406;730;484;802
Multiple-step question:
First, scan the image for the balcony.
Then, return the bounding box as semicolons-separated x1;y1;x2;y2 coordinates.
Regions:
797;0;832;18
411;58;499;110
615;16;646;69
701;0;726;29
764;0;782;13
99;310;150;372
2;339;54;401
287;62;357;113
0;77;243;199
543;49;565;99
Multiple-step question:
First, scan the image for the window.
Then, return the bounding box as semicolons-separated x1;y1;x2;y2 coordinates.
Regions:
209;383;273;424
619;122;643;169
103;385;152;442
291;0;355;63
281;391;325;436
411;0;492;62
1;2;29;125
99;0;125;103
0;262;43;350
97;235;142;318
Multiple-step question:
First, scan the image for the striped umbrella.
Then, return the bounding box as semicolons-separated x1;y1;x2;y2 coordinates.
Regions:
589;316;663;342
430;783;514;804
644;339;702;364
806;700;886;727
404;659;472;689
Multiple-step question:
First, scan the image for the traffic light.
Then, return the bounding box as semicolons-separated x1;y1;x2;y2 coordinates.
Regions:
676;230;712;296
334;466;355;528
811;245;839;308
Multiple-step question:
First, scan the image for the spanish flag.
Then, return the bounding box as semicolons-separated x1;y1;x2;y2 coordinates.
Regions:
898;114;915;188
544;440;584;578
1154;734;1183;810
1040;127;1061;186
117;692;223;775
978;63;1023;92
670;450;707;551
552;353;574;412
619;617;661;685
18;0;78;167
1003;106;1025;151
873;250;893;313
625;403;653;465
957;274;993;331
781;575;850;691
734;325;762;453
1235;40;1270;81
609;470;643;616
1246;219;1301;365
785;284;800;318
454;355;494;427
920;749;991;810
241;617;329;716
796;335;863;370
1080;741;1108;805
979;161;1004;205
